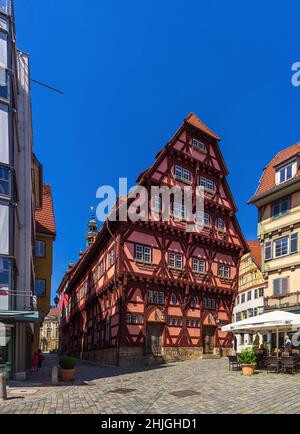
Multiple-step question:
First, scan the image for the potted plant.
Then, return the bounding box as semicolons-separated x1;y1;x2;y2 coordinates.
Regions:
252;334;260;354
239;348;257;376
59;356;76;381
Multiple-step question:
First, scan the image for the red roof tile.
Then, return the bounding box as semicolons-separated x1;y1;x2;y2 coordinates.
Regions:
185;112;220;141
250;142;300;201
35;184;56;236
247;241;262;270
49;307;59;317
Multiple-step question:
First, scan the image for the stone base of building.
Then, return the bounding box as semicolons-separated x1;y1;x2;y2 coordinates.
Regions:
162;346;203;362
69;345;232;366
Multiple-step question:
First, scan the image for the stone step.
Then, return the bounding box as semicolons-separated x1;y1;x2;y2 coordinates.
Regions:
146;354;165;365
202;354;221;360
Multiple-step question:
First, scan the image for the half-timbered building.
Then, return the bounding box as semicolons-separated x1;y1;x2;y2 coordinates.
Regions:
58;113;247;364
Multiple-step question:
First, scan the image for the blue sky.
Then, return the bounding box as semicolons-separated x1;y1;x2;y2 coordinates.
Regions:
14;0;300;303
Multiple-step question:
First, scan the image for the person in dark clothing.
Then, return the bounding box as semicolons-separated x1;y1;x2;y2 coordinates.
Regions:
38;349;45;369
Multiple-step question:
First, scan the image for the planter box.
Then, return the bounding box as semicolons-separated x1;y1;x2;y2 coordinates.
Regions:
241;364;256;376
59;368;75;382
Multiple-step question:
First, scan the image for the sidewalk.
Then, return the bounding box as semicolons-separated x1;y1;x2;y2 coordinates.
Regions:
8;353;59;388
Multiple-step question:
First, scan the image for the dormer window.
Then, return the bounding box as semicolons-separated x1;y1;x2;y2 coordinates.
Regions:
276;160;297;185
174;165;191;183
192;138;206;153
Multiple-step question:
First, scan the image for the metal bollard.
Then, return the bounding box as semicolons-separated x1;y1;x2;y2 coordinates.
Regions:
51;365;59;386
0;367;7;401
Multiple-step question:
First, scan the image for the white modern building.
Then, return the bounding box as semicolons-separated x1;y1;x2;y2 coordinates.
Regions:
0;0;40;379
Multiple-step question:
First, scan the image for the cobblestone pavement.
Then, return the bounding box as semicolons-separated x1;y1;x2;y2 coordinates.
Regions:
1;354;300;414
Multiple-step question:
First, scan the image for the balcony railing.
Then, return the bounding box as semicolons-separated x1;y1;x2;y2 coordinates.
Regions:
0;0;11;15
264;291;300;312
0;289;37;312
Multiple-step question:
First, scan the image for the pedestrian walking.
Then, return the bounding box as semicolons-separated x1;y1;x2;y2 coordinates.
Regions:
38;349;45;369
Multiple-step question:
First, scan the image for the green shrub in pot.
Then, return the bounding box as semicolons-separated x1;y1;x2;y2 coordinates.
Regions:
239;348;257;376
59;356;76;370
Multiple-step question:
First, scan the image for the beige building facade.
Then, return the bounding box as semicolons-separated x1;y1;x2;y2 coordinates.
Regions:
40;307;59;352
249;144;300;314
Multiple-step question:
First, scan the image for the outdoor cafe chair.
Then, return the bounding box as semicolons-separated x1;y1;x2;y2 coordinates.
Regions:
281;356;295;375
228;355;240;371
266;356;281;374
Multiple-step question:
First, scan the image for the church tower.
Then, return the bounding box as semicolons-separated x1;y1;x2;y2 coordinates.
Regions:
86;207;98;247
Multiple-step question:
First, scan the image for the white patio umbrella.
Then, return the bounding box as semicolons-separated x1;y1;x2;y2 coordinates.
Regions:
222;311;300;357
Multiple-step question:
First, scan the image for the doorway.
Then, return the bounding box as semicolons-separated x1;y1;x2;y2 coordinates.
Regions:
202;326;215;354
146;323;164;356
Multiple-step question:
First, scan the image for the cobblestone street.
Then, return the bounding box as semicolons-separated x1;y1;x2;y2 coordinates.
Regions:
1;354;300;414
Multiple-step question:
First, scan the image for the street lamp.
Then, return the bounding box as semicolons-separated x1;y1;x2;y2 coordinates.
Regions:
54;296;59;307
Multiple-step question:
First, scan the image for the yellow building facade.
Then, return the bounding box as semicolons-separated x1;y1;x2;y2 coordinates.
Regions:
233;242;266;351
33;184;56;353
249;144;300;313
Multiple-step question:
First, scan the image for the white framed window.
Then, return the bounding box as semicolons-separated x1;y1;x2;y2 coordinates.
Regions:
290;232;298;254
173;202;186;219
259;287;264;297
192;257;206;274
196;211;210;227
200;176;215;193
99;261;105;277
274;237;289;258
0;32;7;68
264;241;272;261
158;292;164;304
107;249;115;267
135;244;152;263
148;290;164;304
247;290;252;301
276;161;297;185
0;17;8;32
35;240;45;258
203;298;216;310
148;291;154;303
192;138;206;153
34;279;46;297
273;277;289;296
153;195;161;212
0;67;9;100
168;252;183;270
0;104;9;164
174;165;191;182
217;217;225;232
272;197;290;219
218;264;230;279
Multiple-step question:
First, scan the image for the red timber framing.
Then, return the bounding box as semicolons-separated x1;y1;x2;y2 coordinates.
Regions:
58;113;248;364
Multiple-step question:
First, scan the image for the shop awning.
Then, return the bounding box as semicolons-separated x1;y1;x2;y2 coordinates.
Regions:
221;310;300;334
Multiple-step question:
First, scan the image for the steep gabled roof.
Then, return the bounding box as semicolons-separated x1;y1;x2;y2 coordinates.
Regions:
247;241;262;270
137;112;222;184
249;142;300;203
185;112;220;141
35;184;56;237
